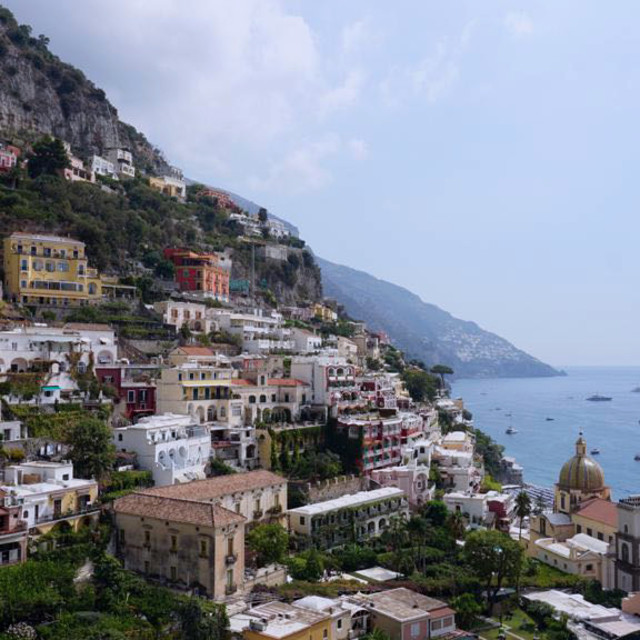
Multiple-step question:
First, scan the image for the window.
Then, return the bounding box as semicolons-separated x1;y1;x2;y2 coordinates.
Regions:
62;474;69;481
576;525;582;533
235;503;241;513
561;494;565;510
170;566;177;581
118;434;123;442
300;516;306;526
587;528;593;537
43;247;51;257
45;261;55;272
598;532;604;541
127;390;135;403
144;530;151;545
411;623;421;637
119;529;125;544
30;246;36;255
227;537;234;555
57;261;69;272
20;259;28;271
249;395;256;404
431;620;442;631
254;499;261;513
586;564;593;571
78;265;85;275
323;630;328;640
337;620;342;630
170;535;177;552
200;540;207;557
271;394;276;403
33;260;42;271
259;395;266;403
189;373;195;380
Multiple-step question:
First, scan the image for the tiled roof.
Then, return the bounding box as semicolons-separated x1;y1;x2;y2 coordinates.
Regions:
356;588;449;621
575;497;617;528
113;492;244;528
142;470;287;501
267;378;308;387
232;379;254;387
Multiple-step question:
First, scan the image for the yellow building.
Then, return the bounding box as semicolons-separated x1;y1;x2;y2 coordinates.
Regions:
3;233;103;306
237;601;332;640
3;232;136;306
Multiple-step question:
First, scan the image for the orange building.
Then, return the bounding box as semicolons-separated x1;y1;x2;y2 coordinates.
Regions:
163;248;230;302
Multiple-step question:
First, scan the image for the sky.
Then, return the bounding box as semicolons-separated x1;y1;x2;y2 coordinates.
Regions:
3;1;640;367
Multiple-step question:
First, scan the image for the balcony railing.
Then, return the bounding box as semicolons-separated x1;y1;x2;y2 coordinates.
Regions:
225;553;237;565
252;510;263;519
34;506;99;526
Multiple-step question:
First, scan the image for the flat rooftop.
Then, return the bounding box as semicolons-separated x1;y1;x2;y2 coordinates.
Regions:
288;487;405;516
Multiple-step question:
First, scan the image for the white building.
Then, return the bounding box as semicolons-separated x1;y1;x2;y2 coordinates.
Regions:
0;323;117;374
443;491;489;526
91;155;117;179
153;300;214;333
1;461;98;529
290;328;322;354
0;419;26;442
212;308;293;353
288;487;409;549
290;355;356;408
106;148;135;178
112;413;211;486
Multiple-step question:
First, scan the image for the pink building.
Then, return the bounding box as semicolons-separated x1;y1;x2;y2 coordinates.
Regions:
347;588;456;640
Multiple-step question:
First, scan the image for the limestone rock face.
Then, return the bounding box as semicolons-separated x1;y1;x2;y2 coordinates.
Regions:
0;11;166;173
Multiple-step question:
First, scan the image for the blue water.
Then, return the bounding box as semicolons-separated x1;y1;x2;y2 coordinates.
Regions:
453;367;640;499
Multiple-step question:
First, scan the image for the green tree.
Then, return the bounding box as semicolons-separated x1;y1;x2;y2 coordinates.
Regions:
463;530;524;612
178;598;229;640
423;500;449;527
362;629;391;640
401;369;438;402
450;593;482;629
246;524;289;567
515;490;532;540
447;510;466;540
430;364;454;387
27;136;70;178
67;417;115;482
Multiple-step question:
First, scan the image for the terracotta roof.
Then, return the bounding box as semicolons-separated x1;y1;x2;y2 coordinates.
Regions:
430;607;456;619
142;470;287;501
113;492;244;528
232;379;254;387
575;497;617;528
63;323;112;331
267;378;308;387
176;346;216;356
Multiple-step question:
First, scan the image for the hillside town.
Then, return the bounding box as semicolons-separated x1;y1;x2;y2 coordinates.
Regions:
0;6;637;637
0;217;639;639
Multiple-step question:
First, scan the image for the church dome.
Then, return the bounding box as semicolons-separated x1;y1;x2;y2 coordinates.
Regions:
557;433;606;491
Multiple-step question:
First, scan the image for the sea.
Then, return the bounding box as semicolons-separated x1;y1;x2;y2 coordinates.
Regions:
452;366;640;500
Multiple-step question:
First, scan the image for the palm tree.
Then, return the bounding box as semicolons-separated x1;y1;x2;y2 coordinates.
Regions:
515;490;531;540
447;510;466;541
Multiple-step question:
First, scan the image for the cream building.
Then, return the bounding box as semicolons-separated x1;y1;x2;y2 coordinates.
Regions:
114;491;245;599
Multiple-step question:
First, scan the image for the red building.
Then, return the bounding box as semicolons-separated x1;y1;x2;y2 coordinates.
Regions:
96;366;156;422
163;248;230;302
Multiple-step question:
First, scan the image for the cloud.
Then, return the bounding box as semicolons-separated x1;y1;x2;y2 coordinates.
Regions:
504;12;534;38
347;138;368;160
248;134;343;194
4;0;370;194
380;22;474;106
341;19;371;55
319;69;365;115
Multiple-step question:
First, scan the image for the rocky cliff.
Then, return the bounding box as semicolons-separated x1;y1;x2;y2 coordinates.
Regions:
318;257;562;379
0;7;166;172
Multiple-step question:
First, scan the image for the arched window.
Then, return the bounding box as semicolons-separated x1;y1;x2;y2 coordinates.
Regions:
622;543;630;563
625;525;629;534
259;395;267;403
248;395;256;404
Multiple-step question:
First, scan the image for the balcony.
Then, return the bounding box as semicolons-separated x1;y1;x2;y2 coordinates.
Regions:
225;583;238;595
225;553;237;565
267;505;283;516
34;506;99;527
252;510;264;520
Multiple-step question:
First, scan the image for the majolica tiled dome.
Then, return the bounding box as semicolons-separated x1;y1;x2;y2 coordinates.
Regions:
558;433;605;491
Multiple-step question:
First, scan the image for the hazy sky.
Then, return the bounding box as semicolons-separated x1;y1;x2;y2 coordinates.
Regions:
4;1;639;367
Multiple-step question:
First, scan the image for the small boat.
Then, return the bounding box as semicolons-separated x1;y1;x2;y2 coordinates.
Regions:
545;417;555;422
586;394;612;402
504;412;512;417
495;407;502;411
635;454;640;461
591;448;600;455
632;387;640;393
505;426;518;435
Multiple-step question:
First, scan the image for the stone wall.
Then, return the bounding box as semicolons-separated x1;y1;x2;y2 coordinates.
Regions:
290;474;368;505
